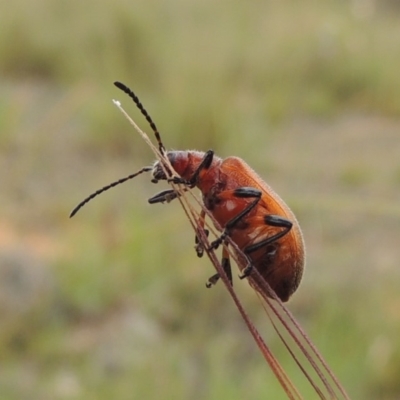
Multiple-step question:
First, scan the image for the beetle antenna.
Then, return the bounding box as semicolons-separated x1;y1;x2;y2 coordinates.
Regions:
114;81;166;155
70;166;152;218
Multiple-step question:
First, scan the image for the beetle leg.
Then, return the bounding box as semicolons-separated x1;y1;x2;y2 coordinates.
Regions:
239;214;293;279
148;189;180;204
205;272;220;287
188;150;214;187
195;210;210;257
246;215;293;254
208;187;262;250
195;229;209;257
206;245;232;288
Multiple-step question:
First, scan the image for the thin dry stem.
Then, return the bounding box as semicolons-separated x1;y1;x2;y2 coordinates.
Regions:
112;96;350;400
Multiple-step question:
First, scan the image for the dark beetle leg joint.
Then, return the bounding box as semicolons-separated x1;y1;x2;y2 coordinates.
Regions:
206;273;220;288
239;264;253;280
208;232;227;251
195;229;209;258
208;188;261;251
205;248;232;288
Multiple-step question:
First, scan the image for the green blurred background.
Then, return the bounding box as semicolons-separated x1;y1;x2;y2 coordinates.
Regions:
1;0;400;399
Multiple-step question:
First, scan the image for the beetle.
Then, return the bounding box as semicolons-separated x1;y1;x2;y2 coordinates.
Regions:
71;81;305;302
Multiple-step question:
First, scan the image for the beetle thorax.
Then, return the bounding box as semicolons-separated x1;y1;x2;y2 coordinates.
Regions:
152;150;215;181
169;150;206;180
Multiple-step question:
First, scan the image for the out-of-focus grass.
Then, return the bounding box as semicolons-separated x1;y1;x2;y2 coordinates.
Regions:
1;0;400;399
3;0;400;150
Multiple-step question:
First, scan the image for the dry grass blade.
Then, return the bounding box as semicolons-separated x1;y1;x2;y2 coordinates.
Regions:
174;184;303;400
244;265;350;400
177;186;350;400
112;96;350;400
166;171;349;399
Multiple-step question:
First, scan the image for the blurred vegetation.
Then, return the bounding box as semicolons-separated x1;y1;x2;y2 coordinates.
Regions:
1;0;400;399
